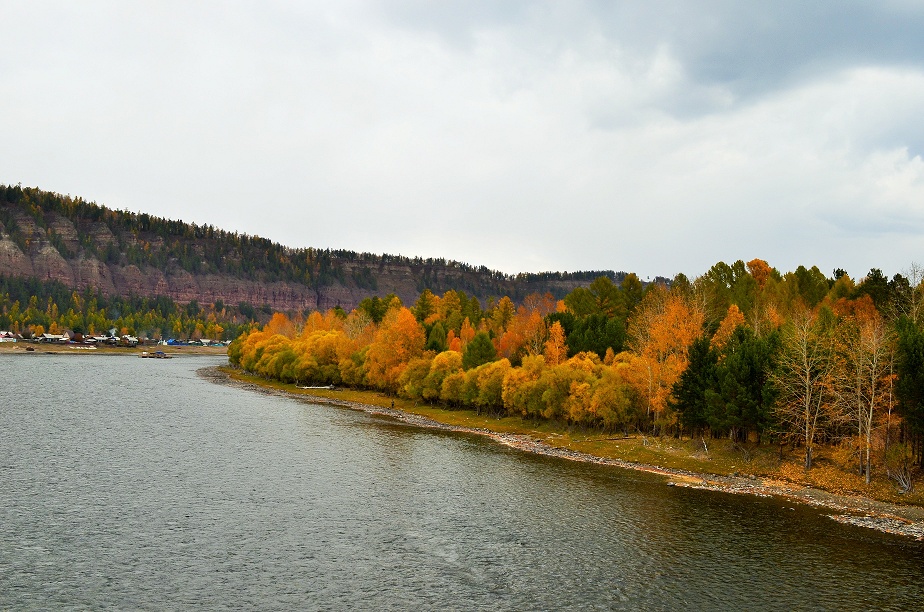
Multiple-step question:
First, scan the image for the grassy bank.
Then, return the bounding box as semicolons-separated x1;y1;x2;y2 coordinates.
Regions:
219;367;923;511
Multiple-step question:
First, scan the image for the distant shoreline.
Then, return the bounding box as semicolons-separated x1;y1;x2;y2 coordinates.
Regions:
201;365;924;542
0;343;229;356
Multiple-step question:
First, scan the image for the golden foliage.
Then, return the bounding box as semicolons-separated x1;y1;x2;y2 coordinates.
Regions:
711;304;746;351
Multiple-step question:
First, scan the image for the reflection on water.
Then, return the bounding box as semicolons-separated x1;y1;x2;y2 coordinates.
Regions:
2;355;922;610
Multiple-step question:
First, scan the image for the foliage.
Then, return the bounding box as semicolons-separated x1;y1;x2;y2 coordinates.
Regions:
228;256;924;490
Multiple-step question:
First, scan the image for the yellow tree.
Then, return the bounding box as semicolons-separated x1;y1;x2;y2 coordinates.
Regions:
439;290;463;333
543;321;568;366
627;286;705;431
364;307;426;393
265;312;296;338
711;304;747;351
490;296;516;336
459;317;476;350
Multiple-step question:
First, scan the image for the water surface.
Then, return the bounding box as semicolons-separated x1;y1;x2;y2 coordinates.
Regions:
2;355;922;610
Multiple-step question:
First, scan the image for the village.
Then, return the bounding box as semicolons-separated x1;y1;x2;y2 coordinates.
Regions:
0;329;230;349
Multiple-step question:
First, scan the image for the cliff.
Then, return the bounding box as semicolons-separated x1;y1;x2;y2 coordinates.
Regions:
0;185;631;311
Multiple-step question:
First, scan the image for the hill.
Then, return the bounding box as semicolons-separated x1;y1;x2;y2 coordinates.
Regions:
0;184;637;312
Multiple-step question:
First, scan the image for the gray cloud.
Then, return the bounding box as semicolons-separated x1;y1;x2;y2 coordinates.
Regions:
2;1;924;282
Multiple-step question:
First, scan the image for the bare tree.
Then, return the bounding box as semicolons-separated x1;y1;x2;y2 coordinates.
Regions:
893;261;924;324
773;305;837;469
832;309;894;483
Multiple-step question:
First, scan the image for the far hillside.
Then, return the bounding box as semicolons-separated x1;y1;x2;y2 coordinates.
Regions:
0;184;645;313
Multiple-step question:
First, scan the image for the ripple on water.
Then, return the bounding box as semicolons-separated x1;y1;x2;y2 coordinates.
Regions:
1;355;923;611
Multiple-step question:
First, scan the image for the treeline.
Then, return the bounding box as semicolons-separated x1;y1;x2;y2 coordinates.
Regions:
0;275;251;340
0;184;623;300
230;260;924;489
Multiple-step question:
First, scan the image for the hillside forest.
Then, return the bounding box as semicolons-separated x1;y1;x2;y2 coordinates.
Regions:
230;260;924;491
0;184;626;309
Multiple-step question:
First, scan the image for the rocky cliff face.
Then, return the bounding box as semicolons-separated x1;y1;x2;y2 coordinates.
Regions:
1;194;613;311
0;230;599;311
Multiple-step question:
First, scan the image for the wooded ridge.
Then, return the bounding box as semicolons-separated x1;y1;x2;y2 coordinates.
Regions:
0;184;634;313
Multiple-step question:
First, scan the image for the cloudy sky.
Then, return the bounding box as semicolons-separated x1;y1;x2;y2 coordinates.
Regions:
3;1;924;280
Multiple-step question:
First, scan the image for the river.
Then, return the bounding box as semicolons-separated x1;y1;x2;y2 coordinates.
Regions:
2;354;923;610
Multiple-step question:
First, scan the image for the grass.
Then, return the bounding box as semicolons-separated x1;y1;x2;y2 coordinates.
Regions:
220;367;923;509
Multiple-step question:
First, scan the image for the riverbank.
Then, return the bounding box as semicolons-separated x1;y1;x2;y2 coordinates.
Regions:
203;366;924;541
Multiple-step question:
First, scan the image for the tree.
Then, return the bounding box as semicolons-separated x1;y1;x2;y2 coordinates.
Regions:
459;317;476;350
772;306;836;469
670;336;717;434
747;258;772;290
620;273;645;315
893;262;924;325
627;286;705;431
543;321;568;366
490;296;515;335
566;313;626;359
832;300;893;482
463;331;497;370
563;286;597;318
426;321;448;352
421;351;463;401
364;307;425;392
706;327;779;442
853;268;891;312
895;316;924;468
413;289;439;322
711;304;746;351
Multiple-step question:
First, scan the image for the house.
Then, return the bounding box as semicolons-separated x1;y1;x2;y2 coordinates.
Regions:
39;333;67;344
0;331;17;342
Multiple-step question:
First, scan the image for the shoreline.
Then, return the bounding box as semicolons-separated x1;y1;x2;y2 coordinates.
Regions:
0;343;229;356
200;366;924;542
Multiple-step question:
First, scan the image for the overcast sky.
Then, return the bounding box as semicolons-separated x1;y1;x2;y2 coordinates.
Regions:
3;1;924;281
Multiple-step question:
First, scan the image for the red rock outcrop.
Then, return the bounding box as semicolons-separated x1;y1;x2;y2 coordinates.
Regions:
32;244;73;284
0;234;34;278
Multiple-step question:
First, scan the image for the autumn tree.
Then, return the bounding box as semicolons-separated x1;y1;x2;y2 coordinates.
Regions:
627;285;705;432
364;307;425;392
421;351;463;401
711;304;747;351
832;297;893;482
490;296;515;335
543;320;568;366
746;258;772;290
